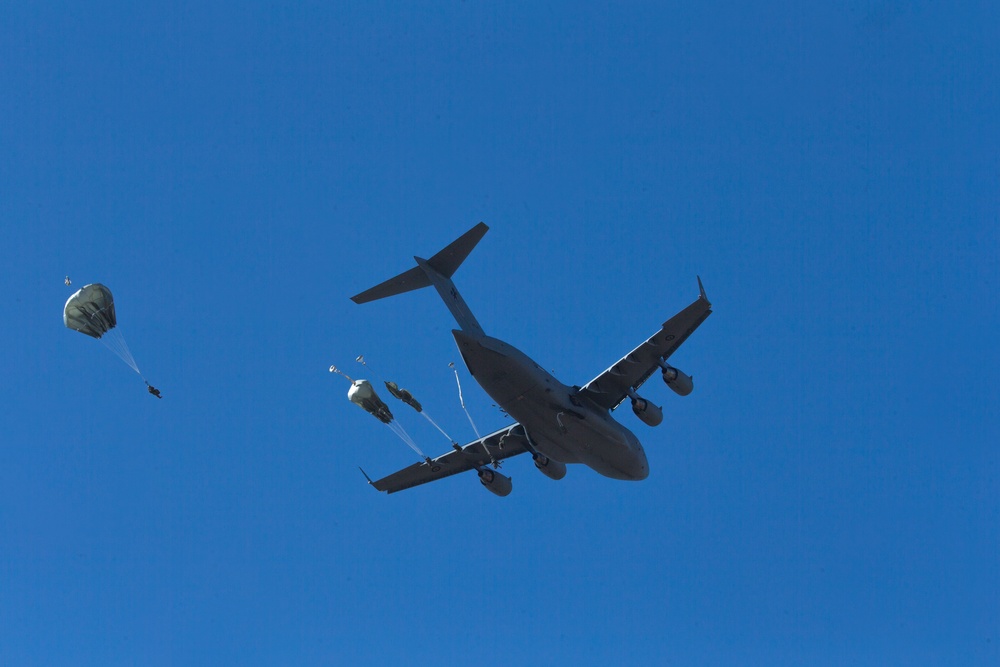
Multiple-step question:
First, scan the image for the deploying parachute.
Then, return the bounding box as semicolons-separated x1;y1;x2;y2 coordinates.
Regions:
64;283;142;378
331;364;429;460
384;381;422;413
354;355;459;447
347;378;394;424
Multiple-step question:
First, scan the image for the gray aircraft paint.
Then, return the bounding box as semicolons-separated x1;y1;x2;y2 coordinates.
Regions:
351;223;710;494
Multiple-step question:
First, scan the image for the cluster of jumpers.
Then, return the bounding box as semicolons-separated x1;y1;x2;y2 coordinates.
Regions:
63;222;713;497
329;355;485;465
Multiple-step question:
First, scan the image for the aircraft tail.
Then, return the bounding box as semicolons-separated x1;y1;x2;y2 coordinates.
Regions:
351;222;488;337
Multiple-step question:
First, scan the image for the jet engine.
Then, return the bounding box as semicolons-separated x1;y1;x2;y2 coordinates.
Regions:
630;396;663;427
661;364;694;396
532;453;567;480
478;468;513;497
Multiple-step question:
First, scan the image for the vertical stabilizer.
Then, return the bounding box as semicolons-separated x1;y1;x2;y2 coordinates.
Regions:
414;257;485;337
424;222;489;277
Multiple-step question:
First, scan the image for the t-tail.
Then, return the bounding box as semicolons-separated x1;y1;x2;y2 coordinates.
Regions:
351;222;488;337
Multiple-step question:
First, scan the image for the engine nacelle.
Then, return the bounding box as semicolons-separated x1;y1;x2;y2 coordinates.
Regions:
532;454;567;480
631;396;663;427
478;468;513;497
661;365;694;396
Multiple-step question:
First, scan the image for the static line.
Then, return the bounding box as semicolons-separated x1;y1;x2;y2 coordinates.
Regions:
450;363;481;440
421;412;455;444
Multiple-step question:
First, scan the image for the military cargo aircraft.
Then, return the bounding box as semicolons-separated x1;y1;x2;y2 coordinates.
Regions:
351;223;712;496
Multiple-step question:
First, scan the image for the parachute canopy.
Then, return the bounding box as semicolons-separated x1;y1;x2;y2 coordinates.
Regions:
63;282;141;376
64;283;117;339
348;379;394;424
385;381;422;413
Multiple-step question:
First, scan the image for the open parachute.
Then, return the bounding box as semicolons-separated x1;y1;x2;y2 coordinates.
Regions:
64;283;141;376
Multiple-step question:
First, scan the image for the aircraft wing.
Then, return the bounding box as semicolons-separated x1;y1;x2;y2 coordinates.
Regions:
580;279;712;411
366;424;531;494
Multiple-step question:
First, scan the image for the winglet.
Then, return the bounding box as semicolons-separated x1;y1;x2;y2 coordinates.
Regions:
359;467;375;485
697;276;710;305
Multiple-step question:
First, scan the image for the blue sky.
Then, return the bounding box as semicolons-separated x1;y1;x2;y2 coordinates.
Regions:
2;2;998;665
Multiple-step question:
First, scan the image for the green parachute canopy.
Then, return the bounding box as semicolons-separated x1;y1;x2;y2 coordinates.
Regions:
64;283;140;375
64;283;117;339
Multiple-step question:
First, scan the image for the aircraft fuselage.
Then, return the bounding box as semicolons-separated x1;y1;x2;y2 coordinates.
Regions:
452;329;649;481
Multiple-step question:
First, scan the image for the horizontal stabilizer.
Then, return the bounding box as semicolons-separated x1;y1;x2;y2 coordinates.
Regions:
351;266;431;304
350;222;488;335
350;223;488;304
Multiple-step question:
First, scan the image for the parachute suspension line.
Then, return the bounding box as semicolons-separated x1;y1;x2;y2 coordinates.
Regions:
100;328;141;375
355;355;382;381
111;330;139;374
449;362;481;441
